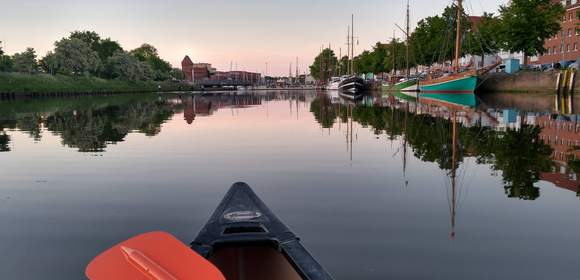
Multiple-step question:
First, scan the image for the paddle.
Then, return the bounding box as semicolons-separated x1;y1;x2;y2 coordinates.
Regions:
86;231;225;280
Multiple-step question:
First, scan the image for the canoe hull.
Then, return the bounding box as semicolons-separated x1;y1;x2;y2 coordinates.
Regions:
191;182;333;280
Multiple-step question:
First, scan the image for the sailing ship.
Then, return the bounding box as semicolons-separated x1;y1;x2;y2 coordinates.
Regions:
419;0;499;94
387;0;419;92
339;14;367;96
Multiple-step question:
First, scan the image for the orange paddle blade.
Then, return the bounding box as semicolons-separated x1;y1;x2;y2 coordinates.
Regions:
86;231;225;280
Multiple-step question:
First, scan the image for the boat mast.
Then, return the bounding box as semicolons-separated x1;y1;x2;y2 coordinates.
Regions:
450;110;457;239
347;26;351;75
454;0;462;72
351;14;355;75
392;31;396;77
406;0;410;78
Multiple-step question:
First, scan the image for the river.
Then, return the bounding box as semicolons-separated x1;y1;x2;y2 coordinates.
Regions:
0;90;579;279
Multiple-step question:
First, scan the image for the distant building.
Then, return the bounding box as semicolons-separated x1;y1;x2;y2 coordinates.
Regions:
537;0;580;65
181;55;261;85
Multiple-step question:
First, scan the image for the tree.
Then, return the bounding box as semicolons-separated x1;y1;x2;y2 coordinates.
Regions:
39;51;58;75
410;6;470;66
0;41;12;72
130;44;159;61
12;48;37;74
465;13;503;66
69;31;102;51
170;68;185;80
54;38;101;76
95;38;123;61
309;48;338;81
499;0;565;64
130;44;172;81
104;50;150;81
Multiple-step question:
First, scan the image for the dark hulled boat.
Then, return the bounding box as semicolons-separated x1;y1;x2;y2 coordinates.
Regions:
191;182;333;280
338;75;366;98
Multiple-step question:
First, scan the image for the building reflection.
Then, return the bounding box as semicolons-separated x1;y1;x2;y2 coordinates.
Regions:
180;94;263;125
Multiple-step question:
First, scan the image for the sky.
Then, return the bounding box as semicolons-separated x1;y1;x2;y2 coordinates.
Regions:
0;0;506;76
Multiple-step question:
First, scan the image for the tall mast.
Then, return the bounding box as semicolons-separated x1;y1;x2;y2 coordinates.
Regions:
406;0;410;78
351;14;355;75
392;31;397;76
454;0;462;72
347;26;351;75
296;57;299;79
339;47;342;75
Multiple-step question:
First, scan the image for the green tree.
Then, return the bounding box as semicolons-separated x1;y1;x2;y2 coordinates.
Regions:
338;55;349;76
410;6;470;66
465;13;503;58
0;41;12;72
170;68;185;80
499;0;565;64
39;51;58;75
95;38;123;61
54;38;101;76
12;48;37;74
69;31;102;51
309;48;338;81
104;50;150;81
130;44;172;81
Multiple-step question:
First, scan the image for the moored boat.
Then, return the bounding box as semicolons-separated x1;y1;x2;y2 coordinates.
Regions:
392;77;419;92
338;75;366;95
418;0;499;94
419;72;478;93
191;182;334;280
326;76;343;90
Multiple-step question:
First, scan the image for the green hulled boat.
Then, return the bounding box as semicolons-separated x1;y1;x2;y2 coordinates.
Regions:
418;74;478;93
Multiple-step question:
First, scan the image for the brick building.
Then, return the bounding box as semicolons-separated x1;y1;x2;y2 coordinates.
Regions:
181;55;261;85
537;0;580;65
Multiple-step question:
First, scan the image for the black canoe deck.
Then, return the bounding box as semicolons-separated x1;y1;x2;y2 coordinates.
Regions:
191;182;333;280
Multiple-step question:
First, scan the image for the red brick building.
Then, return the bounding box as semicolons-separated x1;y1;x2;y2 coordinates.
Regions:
537;0;580;64
181;56;215;82
181;55;261;85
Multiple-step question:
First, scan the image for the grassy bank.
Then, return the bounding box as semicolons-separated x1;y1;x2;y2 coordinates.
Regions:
0;73;192;94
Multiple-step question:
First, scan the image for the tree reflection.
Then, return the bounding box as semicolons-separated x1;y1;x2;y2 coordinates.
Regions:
0;95;180;152
310;94;337;128
312;99;553;200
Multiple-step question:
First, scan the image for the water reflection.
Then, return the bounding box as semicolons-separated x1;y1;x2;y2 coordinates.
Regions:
313;91;580;199
2;91;580;280
1;91;579;199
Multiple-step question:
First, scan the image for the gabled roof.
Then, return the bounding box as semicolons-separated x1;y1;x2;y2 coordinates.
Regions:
181;55;193;66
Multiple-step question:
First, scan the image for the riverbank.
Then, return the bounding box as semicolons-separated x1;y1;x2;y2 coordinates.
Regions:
0;73;192;96
478;71;571;93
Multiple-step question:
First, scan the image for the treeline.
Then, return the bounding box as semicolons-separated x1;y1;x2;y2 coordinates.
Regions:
310;0;564;79
0;31;184;82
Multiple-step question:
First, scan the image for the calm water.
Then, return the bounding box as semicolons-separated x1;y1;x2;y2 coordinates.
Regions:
1;91;579;280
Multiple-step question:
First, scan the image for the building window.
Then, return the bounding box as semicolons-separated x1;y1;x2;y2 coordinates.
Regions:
567;44;570;52
569;29;573;37
569;13;573;21
575;43;578;51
